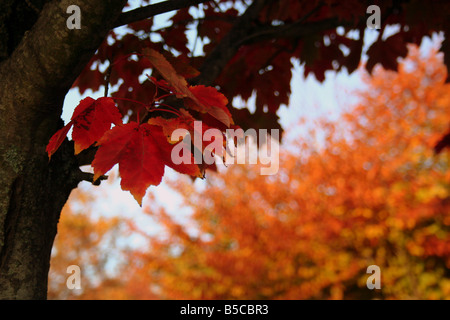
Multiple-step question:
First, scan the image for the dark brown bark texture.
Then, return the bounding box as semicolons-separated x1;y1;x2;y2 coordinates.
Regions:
0;0;127;299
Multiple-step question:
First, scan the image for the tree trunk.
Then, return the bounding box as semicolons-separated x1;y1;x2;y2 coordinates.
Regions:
0;0;127;299
0;125;81;299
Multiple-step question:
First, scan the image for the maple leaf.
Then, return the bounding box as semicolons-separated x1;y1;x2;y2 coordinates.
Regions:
147;109;196;144
71;97;123;154
167;55;201;79
144;48;233;127
185;85;233;128
159;9;192;56
72;67;104;95
342;34;364;74
92;122;201;205
148;108;226;162
46;97;122;158
46;124;72;160
366;33;408;74
143;48;194;99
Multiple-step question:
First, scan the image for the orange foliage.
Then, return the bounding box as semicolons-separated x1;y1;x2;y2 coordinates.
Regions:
48;188;136;299
49;46;450;299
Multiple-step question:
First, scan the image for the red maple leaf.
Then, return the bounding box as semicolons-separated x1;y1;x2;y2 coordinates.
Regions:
46;124;72;160
185;85;233;128
366;33;408;74
46;97;122;158
148;108;198;144
143;48;194;99
144;48;233;127
148;108;226;161
92;122;201;205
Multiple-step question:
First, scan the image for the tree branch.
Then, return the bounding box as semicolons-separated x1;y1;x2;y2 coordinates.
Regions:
113;0;212;29
193;0;272;86
237;17;343;47
76;146;99;167
192;0;346;87
76;171;108;185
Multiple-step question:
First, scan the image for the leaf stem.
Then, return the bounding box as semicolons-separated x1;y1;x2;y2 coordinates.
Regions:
111;96;149;107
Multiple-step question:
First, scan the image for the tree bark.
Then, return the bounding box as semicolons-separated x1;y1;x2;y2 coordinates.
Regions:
0;0;127;299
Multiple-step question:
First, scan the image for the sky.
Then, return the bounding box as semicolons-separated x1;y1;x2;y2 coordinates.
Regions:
59;1;441;246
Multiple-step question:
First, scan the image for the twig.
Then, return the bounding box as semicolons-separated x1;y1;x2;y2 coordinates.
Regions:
113;0;212;28
76;171;108;186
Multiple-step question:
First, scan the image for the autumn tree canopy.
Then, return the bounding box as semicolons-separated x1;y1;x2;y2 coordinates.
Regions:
50;47;450;300
0;0;449;299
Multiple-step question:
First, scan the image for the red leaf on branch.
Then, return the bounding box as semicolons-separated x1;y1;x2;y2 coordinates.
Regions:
148;108;226;160
46;97;123;158
185;85;233;127
46;122;73;159
144;48;233;127
366;33;408;74
143;48;194;99
71;97;123;154
148;109;196;144
92;122;201;205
